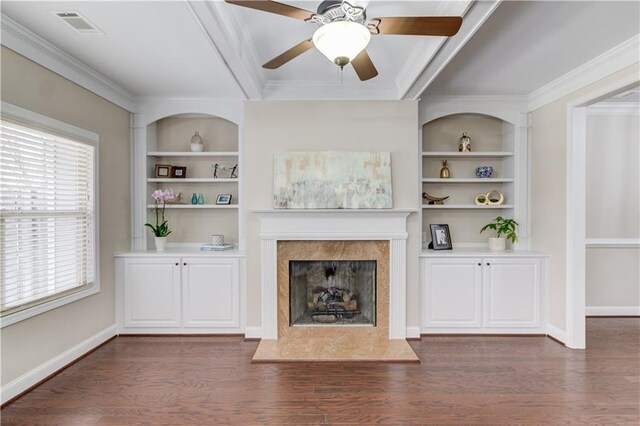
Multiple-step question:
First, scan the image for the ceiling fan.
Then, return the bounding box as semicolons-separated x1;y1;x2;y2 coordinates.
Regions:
224;0;463;81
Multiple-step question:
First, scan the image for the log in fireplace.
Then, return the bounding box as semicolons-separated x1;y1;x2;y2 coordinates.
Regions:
289;260;376;326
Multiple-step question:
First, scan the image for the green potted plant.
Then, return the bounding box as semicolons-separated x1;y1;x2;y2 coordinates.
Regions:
480;216;518;251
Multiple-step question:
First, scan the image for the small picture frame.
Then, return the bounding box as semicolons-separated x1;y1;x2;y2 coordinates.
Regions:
171;166;187;178
216;194;232;205
429;224;452;250
154;164;172;178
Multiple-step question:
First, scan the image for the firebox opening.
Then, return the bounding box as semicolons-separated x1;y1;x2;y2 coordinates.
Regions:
289;260;376;326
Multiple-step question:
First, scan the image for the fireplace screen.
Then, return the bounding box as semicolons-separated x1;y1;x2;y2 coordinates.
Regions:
289;260;376;326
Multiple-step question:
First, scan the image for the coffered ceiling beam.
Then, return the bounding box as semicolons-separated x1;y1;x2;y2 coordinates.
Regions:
402;0;502;100
186;0;264;100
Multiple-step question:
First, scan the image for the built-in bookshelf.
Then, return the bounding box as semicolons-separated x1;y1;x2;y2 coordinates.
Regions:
145;115;241;248
420;111;526;248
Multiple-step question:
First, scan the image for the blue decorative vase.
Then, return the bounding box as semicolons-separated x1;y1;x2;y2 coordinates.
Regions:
191;193;198;205
197;193;204;205
475;166;494;178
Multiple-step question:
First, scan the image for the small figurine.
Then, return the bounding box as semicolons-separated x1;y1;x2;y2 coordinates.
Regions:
422;192;449;205
439;160;450;178
459;132;471;152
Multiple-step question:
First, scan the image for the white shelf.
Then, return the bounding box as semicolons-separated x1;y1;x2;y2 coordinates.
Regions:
422;178;514;183
422;151;514;158
147;204;238;209
147;178;238;183
422;204;514;209
148;151;238;157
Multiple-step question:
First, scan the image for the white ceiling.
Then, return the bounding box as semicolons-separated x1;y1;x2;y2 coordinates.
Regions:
1;1;638;102
423;0;640;97
1;1;243;99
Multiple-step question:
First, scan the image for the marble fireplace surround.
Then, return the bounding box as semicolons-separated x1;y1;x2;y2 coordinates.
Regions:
253;209;418;362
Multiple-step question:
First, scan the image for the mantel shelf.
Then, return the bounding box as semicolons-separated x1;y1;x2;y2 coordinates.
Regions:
147;151;238;157
422;151;514;158
422;204;514;209
422;178;514;183
147;178;238;183
146;204;238;209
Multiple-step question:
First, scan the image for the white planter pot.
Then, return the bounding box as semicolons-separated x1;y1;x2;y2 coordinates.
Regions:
155;236;167;251
488;237;506;251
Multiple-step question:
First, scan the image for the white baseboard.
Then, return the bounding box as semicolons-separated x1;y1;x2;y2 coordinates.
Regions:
586;306;640;316
244;326;262;339
406;326;421;339
1;324;117;405
546;323;567;345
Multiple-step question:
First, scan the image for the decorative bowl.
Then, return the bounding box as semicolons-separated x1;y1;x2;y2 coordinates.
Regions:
475;166;494;178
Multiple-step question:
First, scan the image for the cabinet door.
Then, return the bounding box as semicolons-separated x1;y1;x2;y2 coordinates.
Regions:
182;257;240;328
123;257;181;327
483;258;540;327
422;258;482;328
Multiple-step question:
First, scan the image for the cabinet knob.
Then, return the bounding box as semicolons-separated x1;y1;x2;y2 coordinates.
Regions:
486;263;490;266
175;262;178;266
477;263;481;266
183;262;187;266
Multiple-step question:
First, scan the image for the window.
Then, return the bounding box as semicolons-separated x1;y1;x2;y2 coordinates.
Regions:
0;103;98;327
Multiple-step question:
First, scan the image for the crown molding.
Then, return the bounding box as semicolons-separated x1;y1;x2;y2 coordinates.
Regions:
587;102;640;116
1;14;135;111
402;0;502;100
262;80;399;100
186;0;264;100
527;35;640;112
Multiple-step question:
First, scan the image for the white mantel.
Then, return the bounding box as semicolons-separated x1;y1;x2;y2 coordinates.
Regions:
254;209;416;340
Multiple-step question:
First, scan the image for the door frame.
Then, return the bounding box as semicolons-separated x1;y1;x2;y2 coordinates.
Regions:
565;75;639;349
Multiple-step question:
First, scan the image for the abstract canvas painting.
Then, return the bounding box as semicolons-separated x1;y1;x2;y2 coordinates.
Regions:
273;151;392;209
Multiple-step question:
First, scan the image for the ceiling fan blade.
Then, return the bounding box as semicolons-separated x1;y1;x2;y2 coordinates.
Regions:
263;39;314;69
224;0;315;21
370;16;462;36
351;50;378;81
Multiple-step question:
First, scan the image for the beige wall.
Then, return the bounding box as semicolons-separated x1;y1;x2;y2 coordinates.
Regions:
0;47;130;385
530;63;640;330
243;101;420;329
586;114;639;238
585;112;639;308
586;248;640;307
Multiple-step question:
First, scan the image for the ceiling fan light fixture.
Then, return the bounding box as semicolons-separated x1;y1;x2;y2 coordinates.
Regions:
312;21;371;67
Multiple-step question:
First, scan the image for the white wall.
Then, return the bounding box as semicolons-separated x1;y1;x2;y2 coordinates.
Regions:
243;101;420;331
585;111;639;312
530;63;640;331
0;47;130;386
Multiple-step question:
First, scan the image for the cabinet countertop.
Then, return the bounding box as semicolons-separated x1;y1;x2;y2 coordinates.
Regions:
115;247;245;258
420;247;549;258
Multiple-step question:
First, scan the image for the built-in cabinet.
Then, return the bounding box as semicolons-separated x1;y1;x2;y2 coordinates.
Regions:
116;251;242;334
420;251;547;333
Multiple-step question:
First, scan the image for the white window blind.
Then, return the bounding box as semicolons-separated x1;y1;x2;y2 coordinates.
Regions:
0;120;96;315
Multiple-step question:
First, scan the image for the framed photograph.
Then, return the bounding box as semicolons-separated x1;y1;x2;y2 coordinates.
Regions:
429;224;452;250
154;164;172;178
216;194;232;205
170;166;187;178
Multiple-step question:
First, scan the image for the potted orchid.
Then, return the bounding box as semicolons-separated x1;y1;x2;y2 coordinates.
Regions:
145;189;175;251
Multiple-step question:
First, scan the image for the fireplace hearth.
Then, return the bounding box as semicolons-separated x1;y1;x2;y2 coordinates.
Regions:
289;260;376;326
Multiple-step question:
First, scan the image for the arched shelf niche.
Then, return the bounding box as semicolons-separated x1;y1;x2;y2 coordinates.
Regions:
420;112;524;248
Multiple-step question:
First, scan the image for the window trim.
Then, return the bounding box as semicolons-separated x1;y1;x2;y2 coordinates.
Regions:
0;102;100;328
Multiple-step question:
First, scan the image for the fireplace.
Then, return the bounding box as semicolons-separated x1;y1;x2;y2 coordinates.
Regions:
252;210;418;363
289;260;376;326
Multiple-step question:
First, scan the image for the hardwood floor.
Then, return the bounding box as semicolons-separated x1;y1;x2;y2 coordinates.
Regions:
2;318;638;425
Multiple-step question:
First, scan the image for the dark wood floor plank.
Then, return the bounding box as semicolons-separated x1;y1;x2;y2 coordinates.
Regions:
1;318;638;424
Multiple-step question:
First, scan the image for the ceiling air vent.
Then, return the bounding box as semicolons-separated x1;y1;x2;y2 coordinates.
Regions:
54;12;103;34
